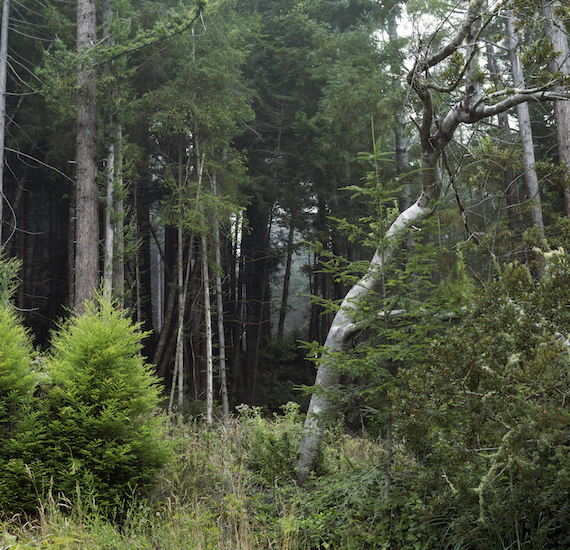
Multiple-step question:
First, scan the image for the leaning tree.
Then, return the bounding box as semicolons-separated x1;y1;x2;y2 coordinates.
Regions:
297;0;570;481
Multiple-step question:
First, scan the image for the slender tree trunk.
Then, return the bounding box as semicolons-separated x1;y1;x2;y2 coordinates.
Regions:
101;0;125;304
113;126;125;305
212;174;229;418
0;0;9;245
202;234;213;424
277;213;295;338
103;140;115;300
506;15;546;244
486;43;526;262
542;0;570;217
230;215;244;393
170;146;189;420
75;0;99;313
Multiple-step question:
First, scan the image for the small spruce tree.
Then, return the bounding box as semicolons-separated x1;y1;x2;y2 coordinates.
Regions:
29;299;168;514
0;253;38;512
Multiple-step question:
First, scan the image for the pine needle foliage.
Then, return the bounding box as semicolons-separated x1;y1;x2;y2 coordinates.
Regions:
29;299;168;516
0;305;35;436
0;304;36;512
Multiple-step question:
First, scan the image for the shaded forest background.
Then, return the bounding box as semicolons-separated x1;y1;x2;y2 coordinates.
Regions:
1;0;569;416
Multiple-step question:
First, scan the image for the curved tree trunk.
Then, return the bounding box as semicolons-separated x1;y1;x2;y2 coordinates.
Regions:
298;0;484;482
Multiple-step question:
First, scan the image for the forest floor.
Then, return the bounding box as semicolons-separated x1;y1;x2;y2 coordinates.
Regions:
0;403;424;550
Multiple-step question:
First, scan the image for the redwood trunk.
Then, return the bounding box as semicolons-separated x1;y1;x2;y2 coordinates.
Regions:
75;0;99;313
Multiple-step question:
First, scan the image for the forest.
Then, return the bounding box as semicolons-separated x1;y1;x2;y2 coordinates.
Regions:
1;0;570;546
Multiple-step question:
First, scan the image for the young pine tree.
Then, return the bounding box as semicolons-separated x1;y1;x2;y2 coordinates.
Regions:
30;299;168;514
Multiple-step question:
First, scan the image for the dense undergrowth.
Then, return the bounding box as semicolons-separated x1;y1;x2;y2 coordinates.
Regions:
1;404;434;550
4;249;570;548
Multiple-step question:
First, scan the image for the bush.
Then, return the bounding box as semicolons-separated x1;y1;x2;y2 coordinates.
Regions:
395;252;570;548
0;303;36;512
239;402;302;485
26;299;169;515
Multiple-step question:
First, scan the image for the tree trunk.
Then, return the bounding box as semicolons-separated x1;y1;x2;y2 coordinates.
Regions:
0;0;9;245
113;125;125;305
103;140;115;300
298;0;488;482
202;233;213;425
277;213;295;338
212;174;229;418
230;215;244;394
75;0;99;313
542;0;570;217
485;43;526;262
506;15;546;244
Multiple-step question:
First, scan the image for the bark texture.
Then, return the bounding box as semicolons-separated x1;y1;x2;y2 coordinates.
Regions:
75;0;99;313
542;0;570;217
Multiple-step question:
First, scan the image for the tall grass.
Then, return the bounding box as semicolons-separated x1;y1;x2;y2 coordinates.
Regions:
1;407;392;549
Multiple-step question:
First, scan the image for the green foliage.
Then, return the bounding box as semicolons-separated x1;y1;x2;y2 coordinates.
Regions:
0;306;35;434
395;250;570;548
238;402;303;485
0;251;22;307
21;299;169;516
293;468;441;550
0;309;37;512
0;254;38;513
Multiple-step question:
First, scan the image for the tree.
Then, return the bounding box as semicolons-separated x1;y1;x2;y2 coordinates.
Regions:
395;244;570;547
30;298;168;514
0;0;10;245
506;14;545;246
542;0;570;217
74;0;99;313
297;0;570;482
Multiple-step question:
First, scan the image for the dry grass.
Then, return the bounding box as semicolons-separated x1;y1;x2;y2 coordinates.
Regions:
1;411;403;549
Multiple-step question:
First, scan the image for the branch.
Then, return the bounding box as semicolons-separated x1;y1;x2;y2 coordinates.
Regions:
97;3;206;64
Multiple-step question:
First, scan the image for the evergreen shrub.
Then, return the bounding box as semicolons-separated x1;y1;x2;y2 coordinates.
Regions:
395;250;570;548
27;299;169;515
0;303;36;512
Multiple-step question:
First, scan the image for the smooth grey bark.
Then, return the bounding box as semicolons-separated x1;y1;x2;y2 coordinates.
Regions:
0;0;9;245
506;15;546;244
277;213;295;338
542;0;570;217
202;233;213;425
75;0;99;314
212;174;229;418
297;0;570;482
